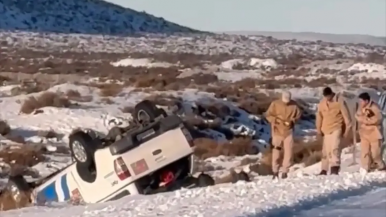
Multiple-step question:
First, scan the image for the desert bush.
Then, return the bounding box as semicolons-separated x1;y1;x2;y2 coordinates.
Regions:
4;135;25;144
37;129;61;139
98;84;123;97
0;147;45;167
120;106;134;113
65;89;81;98
193;137;256;159
10;83;48;96
100;97;114;104
20;92;71;114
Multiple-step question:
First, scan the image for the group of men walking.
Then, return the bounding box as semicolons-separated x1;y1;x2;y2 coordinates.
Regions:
265;87;386;179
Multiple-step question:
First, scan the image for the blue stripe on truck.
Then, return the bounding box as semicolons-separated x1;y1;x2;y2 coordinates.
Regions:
38;182;58;202
61;175;70;200
37;174;71;203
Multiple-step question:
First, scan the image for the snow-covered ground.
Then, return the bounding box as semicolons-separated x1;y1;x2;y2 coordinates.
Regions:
2;146;386;217
294;187;386;217
0;81;385;217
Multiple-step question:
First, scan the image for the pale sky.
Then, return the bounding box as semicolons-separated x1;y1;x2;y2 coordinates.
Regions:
107;0;386;37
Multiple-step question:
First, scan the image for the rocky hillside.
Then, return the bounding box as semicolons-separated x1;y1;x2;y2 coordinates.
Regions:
0;0;198;35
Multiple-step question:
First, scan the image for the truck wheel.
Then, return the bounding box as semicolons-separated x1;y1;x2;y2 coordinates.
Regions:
76;163;97;183
69;131;97;167
196;173;215;187
134;100;165;122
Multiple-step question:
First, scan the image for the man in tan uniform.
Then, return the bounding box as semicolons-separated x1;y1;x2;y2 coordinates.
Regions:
316;87;352;175
265;91;301;179
355;92;386;172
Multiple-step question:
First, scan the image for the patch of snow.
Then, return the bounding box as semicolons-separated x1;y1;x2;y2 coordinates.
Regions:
220;59;244;69
248;58;278;69
220;58;278;70
110;58;175;68
347;63;385;73
215;71;263;82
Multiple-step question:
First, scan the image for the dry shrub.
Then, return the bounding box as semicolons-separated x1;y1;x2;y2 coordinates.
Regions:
121;106;134;113
133;70;181;90
65;89;84;102
100;97;114;104
0;188;32;211
66;89;81;98
4;135;26;144
303;151;322;167
0;146;45;167
248;150;274;175
238;92;278;115
293;137;323;165
10;83;48;96
20;92;71;114
0;120;11;136
193;137;256;159
239;157;259;166
37;129;61;139
307;77;336;87
215;169;247;184
65;89;93;102
97;84;123;97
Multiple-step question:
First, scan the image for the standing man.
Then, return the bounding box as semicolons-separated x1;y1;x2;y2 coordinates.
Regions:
265;91;302;179
355;92;386;173
316;87;352;175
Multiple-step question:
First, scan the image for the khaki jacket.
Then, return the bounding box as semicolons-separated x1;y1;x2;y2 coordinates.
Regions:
265;99;302;137
316;94;352;135
355;101;382;141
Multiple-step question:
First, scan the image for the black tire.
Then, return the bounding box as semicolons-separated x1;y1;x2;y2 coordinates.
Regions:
69;131;97;167
196;173;215;187
134;100;164;122
76;163;97;183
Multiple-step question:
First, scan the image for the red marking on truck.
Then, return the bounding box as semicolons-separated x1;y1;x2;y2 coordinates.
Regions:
131;159;149;175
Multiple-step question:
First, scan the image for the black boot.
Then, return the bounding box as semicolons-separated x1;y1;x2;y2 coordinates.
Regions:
281;173;288;179
330;166;340;175
272;172;279;180
375;165;386;172
318;170;327;175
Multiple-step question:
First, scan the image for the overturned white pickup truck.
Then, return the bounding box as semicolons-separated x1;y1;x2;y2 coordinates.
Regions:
4;100;216;206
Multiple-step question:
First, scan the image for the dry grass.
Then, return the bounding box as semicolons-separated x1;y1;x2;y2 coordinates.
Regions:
66;89;81;98
193;137;256;159
37;129;62;139
120;106;134;113
19;92;71;114
65;89;93;102
0;146;45;168
100;97;114;104
0;146;46;211
9;83;49;96
98;84;124;97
